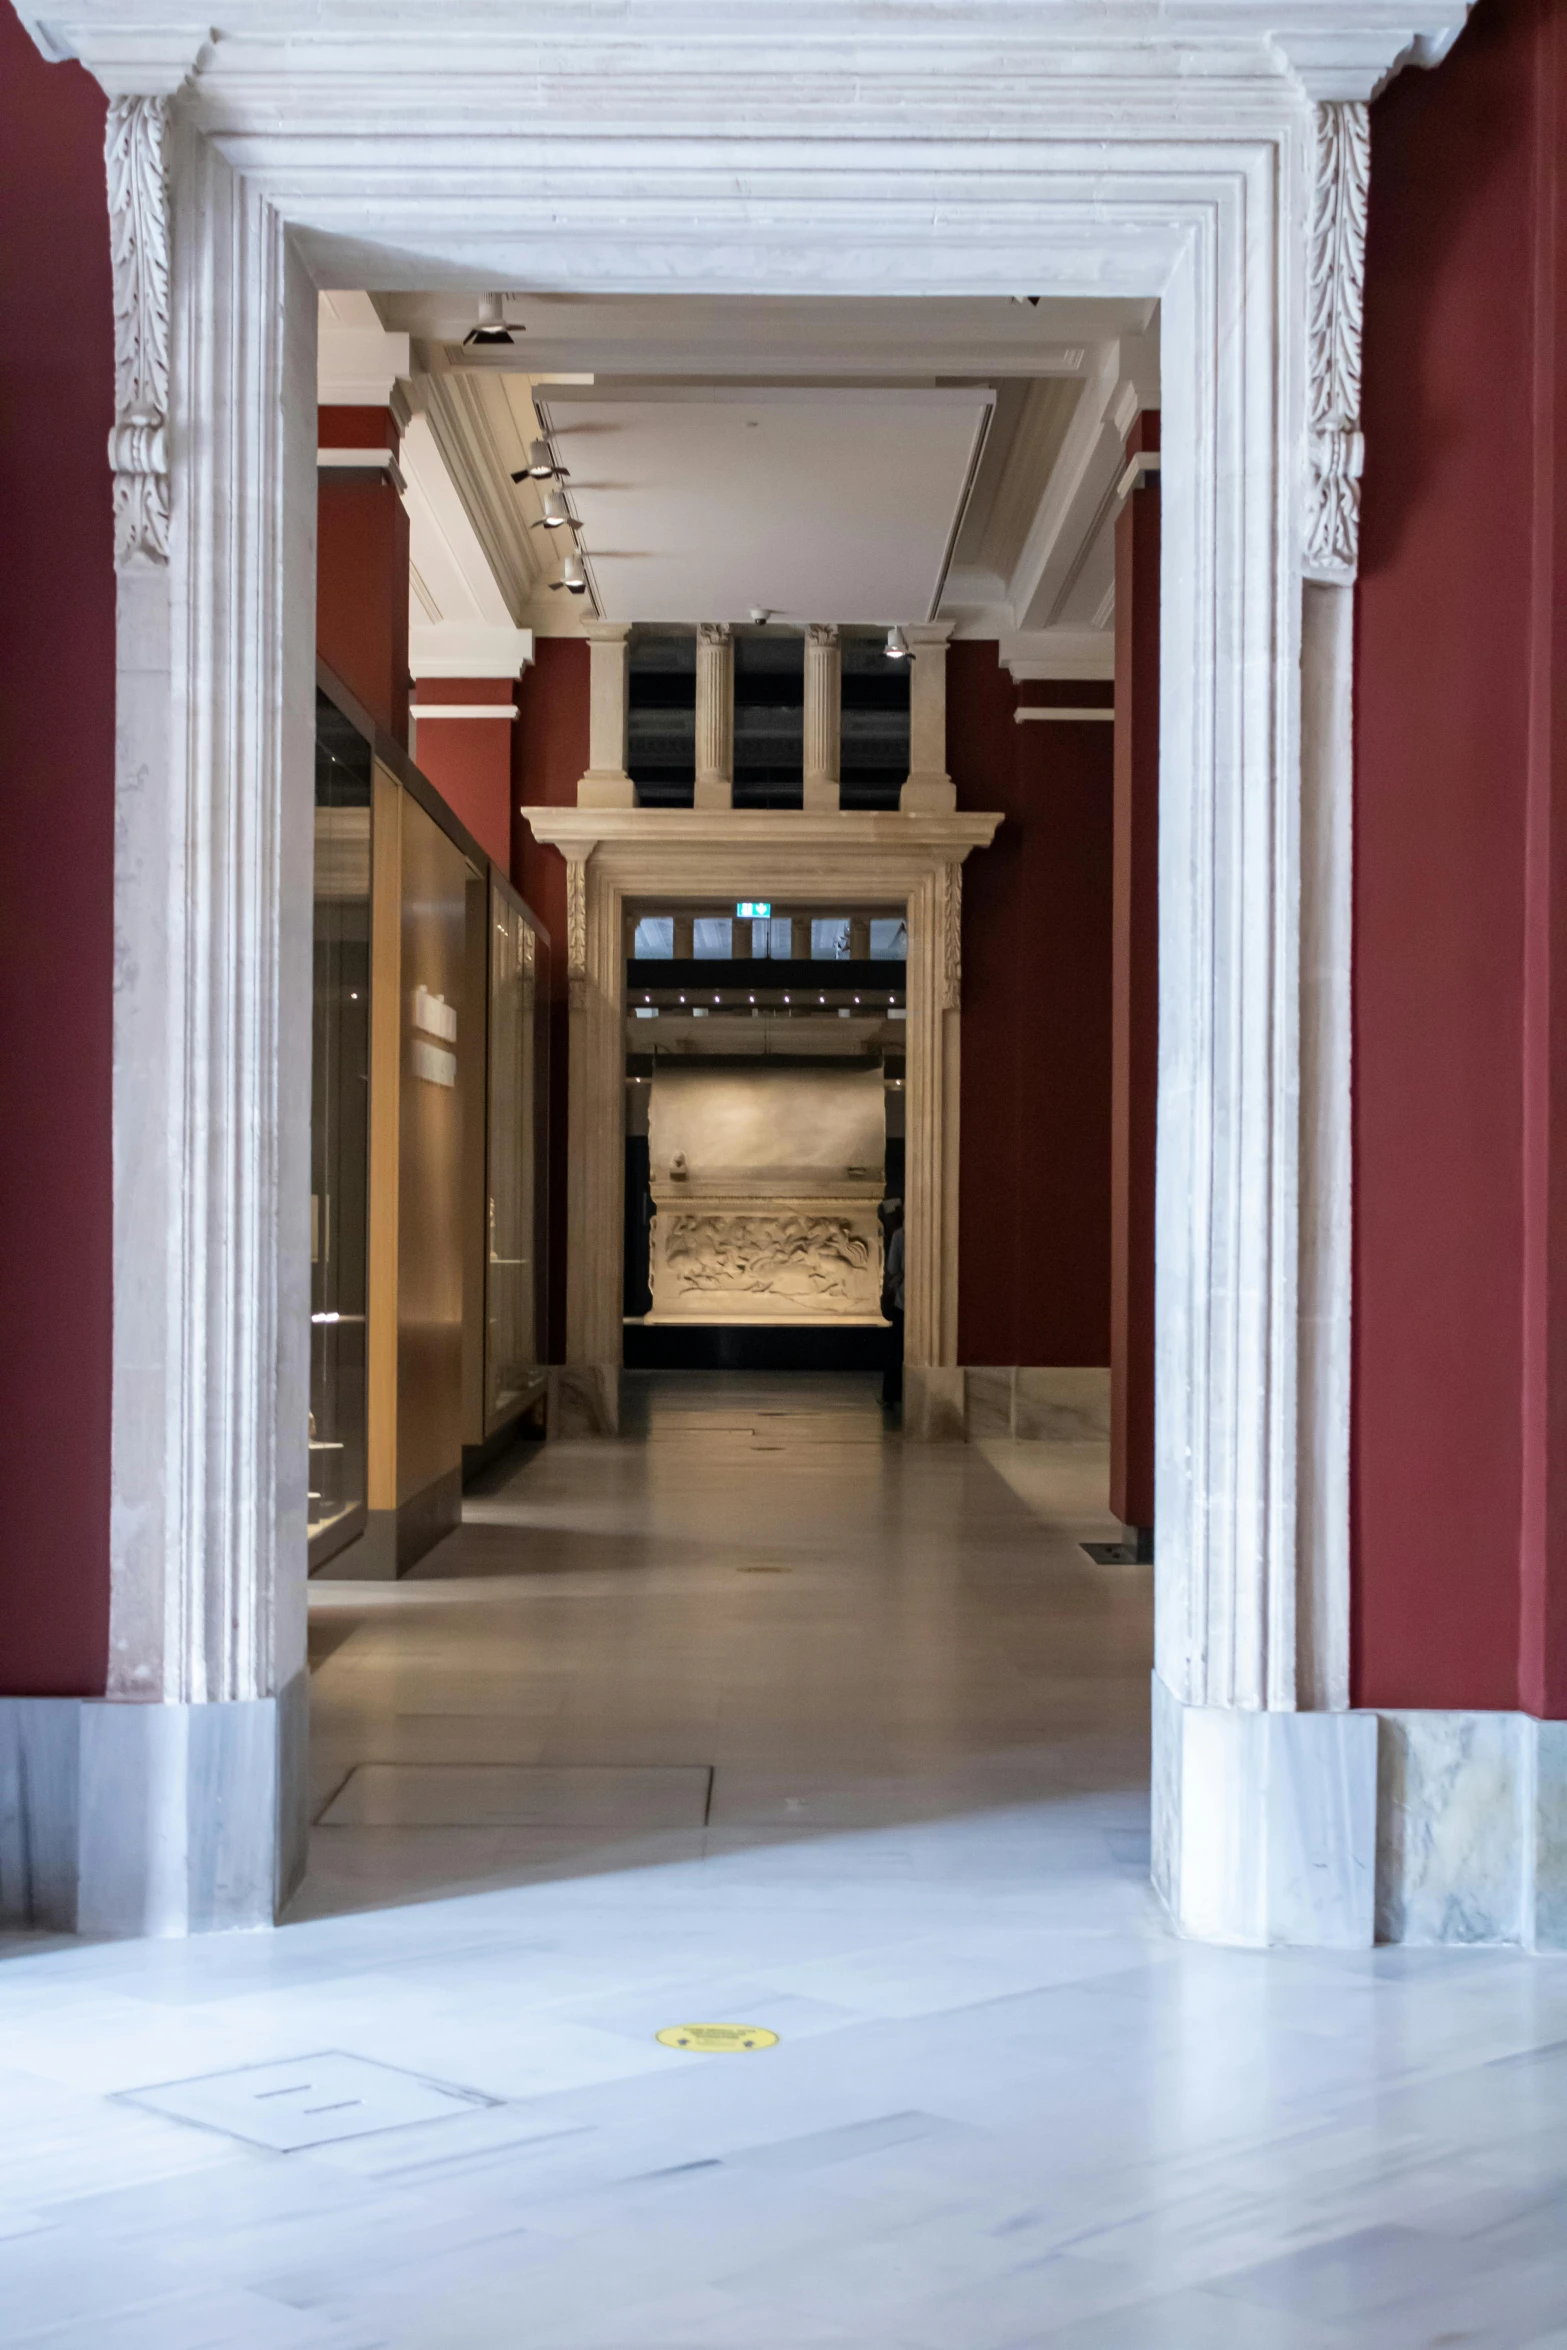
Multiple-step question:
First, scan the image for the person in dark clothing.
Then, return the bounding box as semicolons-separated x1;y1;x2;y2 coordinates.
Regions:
881;1196;905;1409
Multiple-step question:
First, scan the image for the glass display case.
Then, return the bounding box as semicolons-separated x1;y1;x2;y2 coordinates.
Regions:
309;692;372;1566
482;878;550;1431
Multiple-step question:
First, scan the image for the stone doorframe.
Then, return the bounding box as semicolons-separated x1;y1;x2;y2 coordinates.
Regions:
523;810;1000;1439
7;0;1472;1942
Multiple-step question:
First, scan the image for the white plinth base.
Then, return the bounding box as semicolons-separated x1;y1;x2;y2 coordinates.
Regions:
0;1677;307;1937
577;769;637;808
1376;1710;1567;1951
1152;1673;1378;1947
899;772;957;813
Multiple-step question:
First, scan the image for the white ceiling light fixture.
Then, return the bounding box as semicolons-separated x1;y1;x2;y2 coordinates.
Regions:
549;550;590;596
464;292;519;348
531;487;573;532
885;626;911;660
511;437;568;484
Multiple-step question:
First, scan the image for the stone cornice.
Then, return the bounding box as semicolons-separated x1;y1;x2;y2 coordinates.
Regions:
21;3;1470;113
522;809;1001;865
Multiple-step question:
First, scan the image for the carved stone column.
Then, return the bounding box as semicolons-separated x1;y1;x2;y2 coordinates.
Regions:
694;623;733;809
900;623;955;813
579;620;634;806
803;624;841;812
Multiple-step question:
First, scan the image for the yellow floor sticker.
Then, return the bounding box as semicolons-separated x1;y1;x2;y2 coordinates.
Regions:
656;2023;779;2052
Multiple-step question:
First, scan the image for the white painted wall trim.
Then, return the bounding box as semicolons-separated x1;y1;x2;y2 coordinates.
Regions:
409;703;517;720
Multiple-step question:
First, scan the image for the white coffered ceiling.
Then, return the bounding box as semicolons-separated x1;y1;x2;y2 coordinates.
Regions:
330;289;1160;675
534;384;992;626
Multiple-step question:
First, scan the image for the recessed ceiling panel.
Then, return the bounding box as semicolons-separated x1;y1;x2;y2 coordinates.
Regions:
537;386;991;625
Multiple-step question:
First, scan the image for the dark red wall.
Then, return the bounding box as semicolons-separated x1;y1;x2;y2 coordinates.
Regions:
951;642;1114;1367
412;678;515;870
0;6;113;1694
513;640;591;1363
1355;0;1567;1714
318;407;410;747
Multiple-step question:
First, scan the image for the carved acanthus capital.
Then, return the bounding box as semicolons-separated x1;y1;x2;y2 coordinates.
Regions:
106;95;172;570
805;623;840;650
1304;100;1369;584
697;621;732;647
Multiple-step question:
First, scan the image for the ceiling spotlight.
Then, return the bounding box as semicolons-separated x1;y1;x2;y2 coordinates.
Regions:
464;292;518;348
531;487;572;532
885;626;910;660
510;437;568;484
549;550;589;595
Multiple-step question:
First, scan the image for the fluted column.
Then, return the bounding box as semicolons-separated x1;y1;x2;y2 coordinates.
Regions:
900;622;956;813
803;623;841;811
578;621;634;806
694;622;733;809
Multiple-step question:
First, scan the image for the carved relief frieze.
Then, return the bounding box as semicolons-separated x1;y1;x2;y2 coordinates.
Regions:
106;94;172;570
1304;100;1369;584
662;1211;875;1308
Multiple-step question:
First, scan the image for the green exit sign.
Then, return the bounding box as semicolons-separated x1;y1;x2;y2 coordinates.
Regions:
736;901;771;919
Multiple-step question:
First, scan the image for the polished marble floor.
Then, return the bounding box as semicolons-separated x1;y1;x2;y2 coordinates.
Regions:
2;1373;1565;2348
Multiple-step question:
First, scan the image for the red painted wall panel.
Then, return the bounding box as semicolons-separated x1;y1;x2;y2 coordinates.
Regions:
412;679;515;871
951;643;1114;1368
1354;0;1567;1712
0;6;114;1694
513;641;591;1364
317;408;410;747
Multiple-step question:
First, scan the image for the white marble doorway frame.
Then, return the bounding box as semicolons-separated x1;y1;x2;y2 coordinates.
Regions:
8;0;1472;1942
522;809;999;1440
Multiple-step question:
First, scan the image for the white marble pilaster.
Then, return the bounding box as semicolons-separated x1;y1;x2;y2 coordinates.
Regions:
803;624;841;812
694;623;733;810
900;623;955;814
579;621;634;807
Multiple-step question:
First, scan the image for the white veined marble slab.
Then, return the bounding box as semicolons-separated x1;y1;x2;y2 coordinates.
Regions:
118;2051;495;2151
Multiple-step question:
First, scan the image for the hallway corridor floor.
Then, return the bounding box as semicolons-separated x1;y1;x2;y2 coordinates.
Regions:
3;1376;1566;2348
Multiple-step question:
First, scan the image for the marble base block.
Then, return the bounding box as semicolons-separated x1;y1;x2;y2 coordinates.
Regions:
0;1673;307;1937
549;1363;620;1437
1530;1719;1567;1951
1376;1710;1567;1951
903;1364;966;1441
962;1366;1112;1441
1152;1672;1377;1947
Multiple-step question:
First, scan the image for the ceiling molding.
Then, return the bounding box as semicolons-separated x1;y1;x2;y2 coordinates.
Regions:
1010;333;1159;633
418;372;542;623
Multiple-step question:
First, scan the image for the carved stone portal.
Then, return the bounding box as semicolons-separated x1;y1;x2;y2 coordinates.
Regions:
646;1063;886;1323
